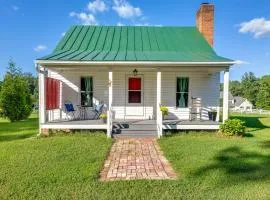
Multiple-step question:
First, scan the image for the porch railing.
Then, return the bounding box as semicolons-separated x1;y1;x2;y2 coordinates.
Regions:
156;104;163;138
107;105;113;138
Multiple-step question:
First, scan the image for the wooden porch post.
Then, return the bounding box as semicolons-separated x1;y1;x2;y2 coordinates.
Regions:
38;65;46;134
107;70;113;138
157;71;163;137
223;68;230;122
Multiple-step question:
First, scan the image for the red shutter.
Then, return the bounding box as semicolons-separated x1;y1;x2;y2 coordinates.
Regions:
46;78;60;110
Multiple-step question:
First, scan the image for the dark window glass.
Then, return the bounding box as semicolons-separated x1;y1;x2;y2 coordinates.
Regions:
81;77;93;107
176;77;189;108
129;91;141;103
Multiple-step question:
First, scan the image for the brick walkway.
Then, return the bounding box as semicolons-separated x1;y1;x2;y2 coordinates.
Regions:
100;138;177;181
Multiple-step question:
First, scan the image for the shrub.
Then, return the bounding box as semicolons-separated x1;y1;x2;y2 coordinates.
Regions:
160;106;168;117
220;119;246;136
0;74;32;122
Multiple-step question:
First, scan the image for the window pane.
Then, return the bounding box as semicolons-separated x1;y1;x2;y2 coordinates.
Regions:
129;91;141;103
81;77;93;92
81;77;93;106
176;93;188;108
177;77;189;93
81;92;93;106
129;78;141;90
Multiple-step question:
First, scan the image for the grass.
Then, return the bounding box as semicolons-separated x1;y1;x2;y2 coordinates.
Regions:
0;113;270;199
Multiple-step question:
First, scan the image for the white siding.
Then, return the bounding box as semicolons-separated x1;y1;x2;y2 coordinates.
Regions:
162;71;220;120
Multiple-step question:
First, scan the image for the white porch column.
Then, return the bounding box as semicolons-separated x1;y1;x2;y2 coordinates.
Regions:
156;71;163;137
223;68;230;122
107;70;113;138
38;65;46;134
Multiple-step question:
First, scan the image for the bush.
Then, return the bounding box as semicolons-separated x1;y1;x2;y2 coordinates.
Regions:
220;119;246;136
0;74;32;122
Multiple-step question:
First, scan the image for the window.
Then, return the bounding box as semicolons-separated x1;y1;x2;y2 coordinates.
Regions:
128;77;141;103
81;77;93;107
176;77;189;108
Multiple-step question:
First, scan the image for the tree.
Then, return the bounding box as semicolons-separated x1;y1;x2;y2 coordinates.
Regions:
220;83;223;91
241;72;259;106
0;60;32;122
256;75;270;110
230;80;243;97
0;80;2;91
23;73;38;105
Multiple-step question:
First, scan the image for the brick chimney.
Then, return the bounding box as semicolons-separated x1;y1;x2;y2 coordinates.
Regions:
196;3;214;46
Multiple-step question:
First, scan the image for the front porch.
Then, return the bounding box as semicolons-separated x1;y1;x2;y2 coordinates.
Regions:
38;65;230;137
41;118;219;135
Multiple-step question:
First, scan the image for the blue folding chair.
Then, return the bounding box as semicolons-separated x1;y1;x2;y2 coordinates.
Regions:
64;101;77;120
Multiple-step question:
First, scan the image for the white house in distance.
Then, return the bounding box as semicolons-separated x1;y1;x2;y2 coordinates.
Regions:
36;3;235;138
231;97;253;112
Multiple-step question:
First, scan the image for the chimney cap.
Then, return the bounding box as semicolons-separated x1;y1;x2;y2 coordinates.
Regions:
201;2;213;5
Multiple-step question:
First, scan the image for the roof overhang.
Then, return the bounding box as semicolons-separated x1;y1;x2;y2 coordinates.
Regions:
35;60;236;67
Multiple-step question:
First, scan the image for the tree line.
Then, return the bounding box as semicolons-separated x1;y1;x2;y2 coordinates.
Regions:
0;60;38;122
221;72;270;110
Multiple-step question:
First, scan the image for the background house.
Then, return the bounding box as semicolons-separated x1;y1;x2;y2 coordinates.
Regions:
231;97;253;112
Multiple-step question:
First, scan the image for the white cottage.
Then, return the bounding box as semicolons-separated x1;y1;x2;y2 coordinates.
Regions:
231;97;253;112
36;3;235;137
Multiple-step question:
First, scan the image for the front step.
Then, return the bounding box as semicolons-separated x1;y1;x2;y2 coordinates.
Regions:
113;120;157;138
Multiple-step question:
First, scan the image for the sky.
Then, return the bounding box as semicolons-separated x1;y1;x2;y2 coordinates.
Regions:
0;0;269;80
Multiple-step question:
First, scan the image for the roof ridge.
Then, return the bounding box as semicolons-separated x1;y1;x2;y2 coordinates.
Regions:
70;25;197;28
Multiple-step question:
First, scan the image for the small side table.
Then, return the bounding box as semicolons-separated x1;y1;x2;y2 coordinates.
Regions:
77;105;91;120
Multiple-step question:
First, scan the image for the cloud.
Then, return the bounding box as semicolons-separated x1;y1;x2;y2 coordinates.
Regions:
116;22;125;26
11;5;19;11
112;0;142;19
70;12;98;25
239;18;270;38
134;23;162;27
235;60;250;65
34;45;47;52
87;0;108;13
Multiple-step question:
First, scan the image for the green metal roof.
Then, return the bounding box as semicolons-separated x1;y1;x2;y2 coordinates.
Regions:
37;25;233;62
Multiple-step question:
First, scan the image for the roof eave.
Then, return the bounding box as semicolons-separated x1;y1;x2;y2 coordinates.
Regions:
35;60;236;67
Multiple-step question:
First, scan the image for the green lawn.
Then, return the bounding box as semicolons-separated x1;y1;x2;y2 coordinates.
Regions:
1;113;270;199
